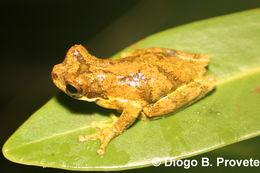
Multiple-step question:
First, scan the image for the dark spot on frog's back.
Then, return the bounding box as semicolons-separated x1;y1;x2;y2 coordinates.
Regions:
77;64;90;74
157;66;179;85
86;92;99;99
73;50;86;64
138;85;153;103
77;55;86;64
154;52;169;60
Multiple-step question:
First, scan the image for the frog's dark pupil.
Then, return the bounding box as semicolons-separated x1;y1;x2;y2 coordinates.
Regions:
66;84;78;94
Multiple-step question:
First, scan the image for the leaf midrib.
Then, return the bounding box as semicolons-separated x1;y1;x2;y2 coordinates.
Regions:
5;67;260;153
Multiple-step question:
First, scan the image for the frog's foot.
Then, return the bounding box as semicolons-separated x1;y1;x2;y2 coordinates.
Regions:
78;114;119;155
79;104;141;155
78;126;120;155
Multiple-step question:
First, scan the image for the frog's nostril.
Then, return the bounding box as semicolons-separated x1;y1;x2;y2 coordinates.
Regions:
52;73;58;79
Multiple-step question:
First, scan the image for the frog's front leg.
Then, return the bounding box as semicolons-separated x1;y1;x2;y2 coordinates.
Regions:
78;100;142;155
142;76;217;118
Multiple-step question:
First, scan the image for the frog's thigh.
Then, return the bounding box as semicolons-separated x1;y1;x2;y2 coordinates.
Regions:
143;76;216;117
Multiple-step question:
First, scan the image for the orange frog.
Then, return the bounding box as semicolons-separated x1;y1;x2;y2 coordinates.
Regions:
52;45;216;155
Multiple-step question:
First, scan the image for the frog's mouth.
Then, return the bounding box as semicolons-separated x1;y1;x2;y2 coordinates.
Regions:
79;91;103;102
77;96;98;102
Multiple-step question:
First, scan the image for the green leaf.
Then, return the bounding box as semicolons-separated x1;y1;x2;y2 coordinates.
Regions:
3;9;260;171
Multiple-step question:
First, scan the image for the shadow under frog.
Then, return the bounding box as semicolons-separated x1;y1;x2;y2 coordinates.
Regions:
56;92;117;116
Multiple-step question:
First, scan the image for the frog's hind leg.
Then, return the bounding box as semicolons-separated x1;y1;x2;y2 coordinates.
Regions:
142;76;217;118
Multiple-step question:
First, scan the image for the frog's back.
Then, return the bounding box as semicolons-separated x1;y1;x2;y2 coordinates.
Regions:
115;47;209;84
127;47;209;67
104;48;210;103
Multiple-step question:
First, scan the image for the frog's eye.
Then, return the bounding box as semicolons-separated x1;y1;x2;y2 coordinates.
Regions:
66;84;80;95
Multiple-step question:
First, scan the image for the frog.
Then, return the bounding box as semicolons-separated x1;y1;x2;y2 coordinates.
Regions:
51;44;216;155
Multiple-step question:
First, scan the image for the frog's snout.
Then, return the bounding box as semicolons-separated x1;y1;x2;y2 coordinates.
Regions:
51;65;60;83
51;64;66;91
51;71;58;80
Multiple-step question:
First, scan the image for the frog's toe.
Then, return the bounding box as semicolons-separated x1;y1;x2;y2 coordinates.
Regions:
78;135;87;142
78;127;118;155
97;146;106;155
78;134;98;142
78;131;101;142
